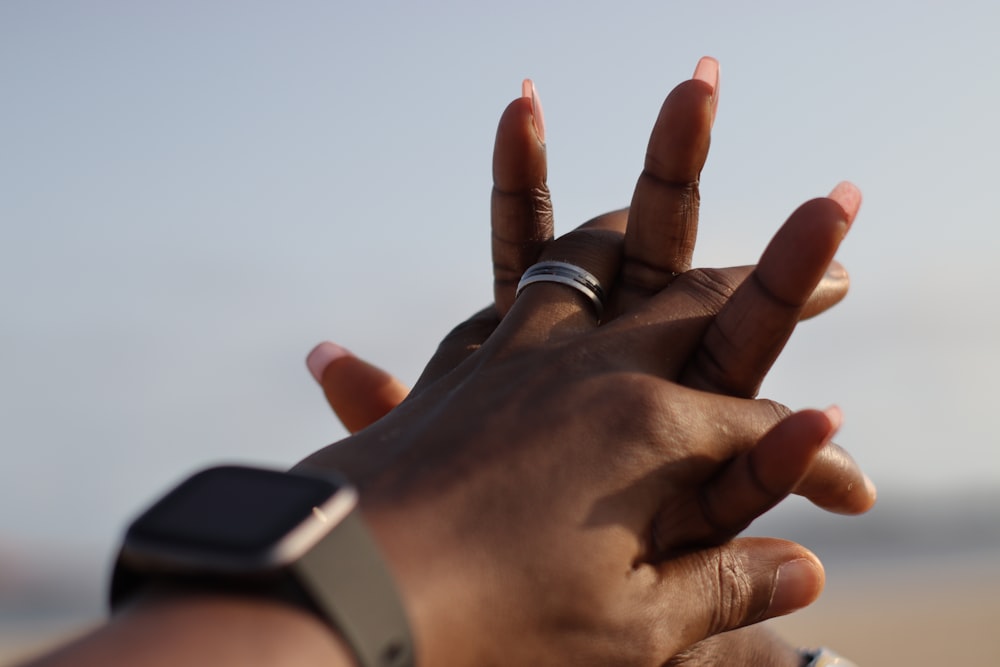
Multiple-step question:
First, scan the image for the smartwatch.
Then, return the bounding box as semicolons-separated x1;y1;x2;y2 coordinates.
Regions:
801;647;859;666
110;464;413;667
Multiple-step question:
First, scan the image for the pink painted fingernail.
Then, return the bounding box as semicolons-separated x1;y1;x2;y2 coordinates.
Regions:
306;341;352;383
827;181;862;225
522;78;546;143
822;405;844;433
692;56;720;127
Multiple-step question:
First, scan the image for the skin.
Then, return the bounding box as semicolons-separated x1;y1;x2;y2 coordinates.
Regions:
316;61;873;518
298;207;847;665
26;595;358;667
307;60;874;665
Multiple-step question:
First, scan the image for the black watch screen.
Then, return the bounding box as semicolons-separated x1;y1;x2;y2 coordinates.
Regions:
125;465;347;559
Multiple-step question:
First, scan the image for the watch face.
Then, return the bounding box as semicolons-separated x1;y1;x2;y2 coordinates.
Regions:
126;466;349;565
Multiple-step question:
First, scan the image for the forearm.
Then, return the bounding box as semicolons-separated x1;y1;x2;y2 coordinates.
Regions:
22;593;356;667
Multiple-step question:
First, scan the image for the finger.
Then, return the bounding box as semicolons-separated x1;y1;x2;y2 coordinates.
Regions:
687;260;850;322
492;79;552;316
801;259;849;320
410;306;500;394
620;57;718;298
649;537;824;653
306;342;410;433
682;182;861;397
710;396;876;515
401;209;633;395
633;258;848;327
794;439;877;515
720;401;876;520
629;385;873;520
595;259;847;384
496;229;623;347
656;407;840;549
727;398;876;516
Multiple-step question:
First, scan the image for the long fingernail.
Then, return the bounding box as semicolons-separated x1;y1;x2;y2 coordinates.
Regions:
306;341;351;383
522;78;546;143
828;181;862;225
768;558;825;616
692;56;720;127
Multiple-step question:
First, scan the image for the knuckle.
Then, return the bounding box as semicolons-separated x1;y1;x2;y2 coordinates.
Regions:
756;398;792;426
491;185;554;244
749;268;805;310
530;184;555;228
603;373;675;437
620;256;678;295
638;168;700;207
686;336;738;395
709;550;756;631
436;308;498;351
676;267;741;314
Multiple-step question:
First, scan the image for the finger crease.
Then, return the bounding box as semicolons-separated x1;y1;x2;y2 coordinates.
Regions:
638;169;699;195
621;257;681;293
749;268;808;310
746;447;782;500
689;347;742;397
697;485;741;536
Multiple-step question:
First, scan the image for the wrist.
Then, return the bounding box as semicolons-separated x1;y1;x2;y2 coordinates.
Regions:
30;591;357;667
109;465;413;667
129;592;358;666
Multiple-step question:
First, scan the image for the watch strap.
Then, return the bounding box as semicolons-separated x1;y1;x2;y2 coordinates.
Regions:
294;508;413;667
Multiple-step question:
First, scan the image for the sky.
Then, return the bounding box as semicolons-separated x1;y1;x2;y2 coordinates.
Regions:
2;0;999;567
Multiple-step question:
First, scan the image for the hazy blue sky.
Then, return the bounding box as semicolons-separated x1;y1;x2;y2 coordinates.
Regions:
3;1;998;560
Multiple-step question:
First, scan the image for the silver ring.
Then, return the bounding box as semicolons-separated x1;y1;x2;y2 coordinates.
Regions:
515;260;606;319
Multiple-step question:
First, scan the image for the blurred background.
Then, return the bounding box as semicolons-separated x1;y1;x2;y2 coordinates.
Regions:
2;1;998;663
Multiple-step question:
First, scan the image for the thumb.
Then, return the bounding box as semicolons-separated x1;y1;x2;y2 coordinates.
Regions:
656;538;824;652
306;342;410;433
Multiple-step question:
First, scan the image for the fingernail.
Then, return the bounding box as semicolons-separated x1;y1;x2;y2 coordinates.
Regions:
306;341;351;384
822;405;843;433
824;261;848;281
522;78;546;143
863;473;878;501
827;181;862;225
691;56;720;127
768;558;824;616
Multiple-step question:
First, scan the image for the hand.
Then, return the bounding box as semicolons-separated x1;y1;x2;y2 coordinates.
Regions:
311;58;873;516
298;60;876;664
298;100;868;664
305;348;819;667
298;201;848;664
